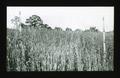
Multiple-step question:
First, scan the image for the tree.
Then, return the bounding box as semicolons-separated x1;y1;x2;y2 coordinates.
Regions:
11;16;22;32
25;15;43;27
11;16;20;29
66;27;72;31
75;29;82;32
90;27;98;32
41;24;48;28
84;27;99;32
47;26;52;30
54;27;63;31
21;23;27;28
40;24;52;30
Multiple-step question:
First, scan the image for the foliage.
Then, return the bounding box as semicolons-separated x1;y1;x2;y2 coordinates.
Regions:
25;15;43;27
54;27;63;31
66;27;72;31
11;16;20;28
85;27;99;32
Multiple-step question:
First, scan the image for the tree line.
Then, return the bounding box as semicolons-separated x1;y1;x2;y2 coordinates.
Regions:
11;15;100;32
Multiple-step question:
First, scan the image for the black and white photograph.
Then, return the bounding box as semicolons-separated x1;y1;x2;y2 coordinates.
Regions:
7;7;114;71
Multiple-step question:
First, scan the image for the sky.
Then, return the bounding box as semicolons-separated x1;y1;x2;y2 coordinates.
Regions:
7;7;114;32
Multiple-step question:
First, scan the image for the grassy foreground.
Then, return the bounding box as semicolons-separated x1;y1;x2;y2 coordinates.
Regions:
7;27;113;71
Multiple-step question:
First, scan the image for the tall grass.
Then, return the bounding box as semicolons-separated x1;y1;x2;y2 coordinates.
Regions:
7;27;113;71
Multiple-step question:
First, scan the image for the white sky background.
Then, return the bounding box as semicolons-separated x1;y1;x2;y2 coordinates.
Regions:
7;7;114;32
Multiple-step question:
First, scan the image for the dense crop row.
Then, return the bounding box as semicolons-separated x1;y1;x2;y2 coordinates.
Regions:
7;27;113;71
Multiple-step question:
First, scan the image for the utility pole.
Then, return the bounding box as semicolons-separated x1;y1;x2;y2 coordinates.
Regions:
19;11;22;32
103;17;106;70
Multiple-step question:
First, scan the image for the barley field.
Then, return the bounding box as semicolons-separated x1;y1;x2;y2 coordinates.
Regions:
7;26;113;71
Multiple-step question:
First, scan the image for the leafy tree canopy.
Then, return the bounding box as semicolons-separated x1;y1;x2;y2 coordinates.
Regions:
66;27;72;31
11;16;20;27
85;27;99;32
25;15;43;27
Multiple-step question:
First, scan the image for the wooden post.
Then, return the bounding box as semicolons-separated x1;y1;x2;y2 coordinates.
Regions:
19;11;22;32
103;17;106;70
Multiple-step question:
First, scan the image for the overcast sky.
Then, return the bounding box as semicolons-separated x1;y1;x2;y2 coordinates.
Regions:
7;7;114;31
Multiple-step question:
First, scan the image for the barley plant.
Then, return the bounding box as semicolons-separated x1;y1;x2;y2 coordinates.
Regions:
7;15;113;71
